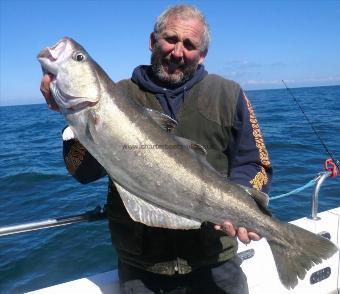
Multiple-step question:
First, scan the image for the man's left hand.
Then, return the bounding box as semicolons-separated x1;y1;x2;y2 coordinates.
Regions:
214;221;261;244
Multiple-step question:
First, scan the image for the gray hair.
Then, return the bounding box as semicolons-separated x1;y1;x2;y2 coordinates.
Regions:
153;5;211;52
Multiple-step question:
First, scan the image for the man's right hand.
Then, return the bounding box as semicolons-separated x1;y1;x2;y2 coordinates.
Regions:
40;74;60;112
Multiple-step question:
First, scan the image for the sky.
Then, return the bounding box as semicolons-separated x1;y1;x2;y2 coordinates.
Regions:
0;0;339;106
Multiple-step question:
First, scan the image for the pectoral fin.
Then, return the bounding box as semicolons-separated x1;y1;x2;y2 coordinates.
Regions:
115;182;201;229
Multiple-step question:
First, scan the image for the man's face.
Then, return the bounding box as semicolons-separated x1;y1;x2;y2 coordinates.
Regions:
149;16;207;86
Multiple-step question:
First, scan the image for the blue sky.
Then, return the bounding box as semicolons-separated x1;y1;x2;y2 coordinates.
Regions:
1;0;339;106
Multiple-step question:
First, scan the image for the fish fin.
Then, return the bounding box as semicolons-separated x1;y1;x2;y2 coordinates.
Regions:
174;136;208;157
238;185;271;215
145;108;178;133
268;222;338;289
115;182;201;229
145;108;207;156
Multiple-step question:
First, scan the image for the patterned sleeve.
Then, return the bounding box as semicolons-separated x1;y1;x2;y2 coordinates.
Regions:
226;90;273;193
62;127;107;184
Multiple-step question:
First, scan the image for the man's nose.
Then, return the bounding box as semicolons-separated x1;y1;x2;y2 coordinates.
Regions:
172;43;184;59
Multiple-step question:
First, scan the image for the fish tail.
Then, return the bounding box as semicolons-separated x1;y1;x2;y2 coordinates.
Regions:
267;222;338;289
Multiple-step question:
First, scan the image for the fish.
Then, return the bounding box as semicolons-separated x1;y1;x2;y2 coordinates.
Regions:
37;37;338;289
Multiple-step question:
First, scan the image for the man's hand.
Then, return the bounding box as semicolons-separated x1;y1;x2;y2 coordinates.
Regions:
214;221;261;244
40;74;60;112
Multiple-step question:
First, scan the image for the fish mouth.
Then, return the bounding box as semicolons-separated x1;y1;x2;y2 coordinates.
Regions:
37;38;67;62
37;38;69;76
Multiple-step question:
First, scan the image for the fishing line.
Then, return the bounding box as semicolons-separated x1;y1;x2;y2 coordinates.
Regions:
282;80;340;172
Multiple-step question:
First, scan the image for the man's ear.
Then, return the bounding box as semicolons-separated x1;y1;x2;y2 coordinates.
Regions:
149;32;156;51
198;48;208;64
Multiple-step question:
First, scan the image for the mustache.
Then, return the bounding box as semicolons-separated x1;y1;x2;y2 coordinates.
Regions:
151;43;185;67
159;56;185;66
163;56;185;67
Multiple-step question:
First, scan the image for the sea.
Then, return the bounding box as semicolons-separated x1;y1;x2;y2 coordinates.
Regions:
0;85;339;293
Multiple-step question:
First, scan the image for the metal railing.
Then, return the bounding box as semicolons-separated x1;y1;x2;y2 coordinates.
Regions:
309;171;332;220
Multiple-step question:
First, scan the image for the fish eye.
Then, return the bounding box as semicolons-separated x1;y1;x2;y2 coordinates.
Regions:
73;52;86;62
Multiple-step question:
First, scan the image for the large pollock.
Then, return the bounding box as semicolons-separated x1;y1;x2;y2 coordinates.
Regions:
38;37;338;289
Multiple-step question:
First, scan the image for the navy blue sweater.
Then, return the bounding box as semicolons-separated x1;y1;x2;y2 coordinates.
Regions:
131;65;207;120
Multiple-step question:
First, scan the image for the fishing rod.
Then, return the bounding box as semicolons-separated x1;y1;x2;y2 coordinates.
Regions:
0;205;107;237
282;80;340;173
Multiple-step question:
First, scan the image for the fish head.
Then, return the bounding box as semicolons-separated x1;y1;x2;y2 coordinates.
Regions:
37;37;100;114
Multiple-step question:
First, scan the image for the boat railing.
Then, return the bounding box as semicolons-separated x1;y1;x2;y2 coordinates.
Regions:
309;171;332;220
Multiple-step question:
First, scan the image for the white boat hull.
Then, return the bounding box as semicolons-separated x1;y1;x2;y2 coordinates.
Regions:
28;207;340;294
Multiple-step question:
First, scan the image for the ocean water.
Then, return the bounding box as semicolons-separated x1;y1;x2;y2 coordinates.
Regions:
0;85;339;292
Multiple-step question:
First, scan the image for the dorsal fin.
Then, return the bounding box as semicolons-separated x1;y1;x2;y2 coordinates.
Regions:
144;108;207;156
145;108;178;133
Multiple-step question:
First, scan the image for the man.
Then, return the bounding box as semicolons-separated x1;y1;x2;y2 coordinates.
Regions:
41;5;272;294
